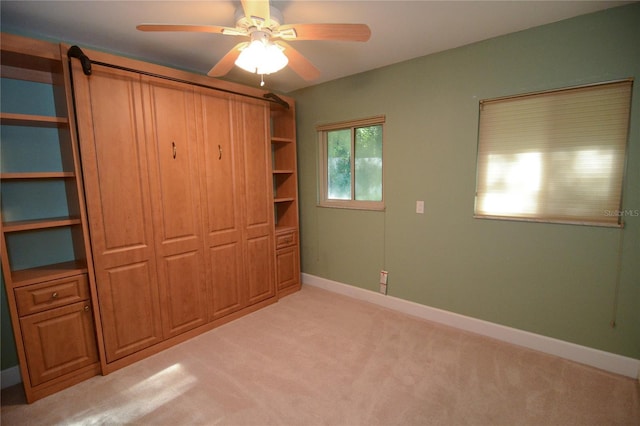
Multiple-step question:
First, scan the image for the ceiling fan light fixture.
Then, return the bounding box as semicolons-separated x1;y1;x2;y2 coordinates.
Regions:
235;38;288;75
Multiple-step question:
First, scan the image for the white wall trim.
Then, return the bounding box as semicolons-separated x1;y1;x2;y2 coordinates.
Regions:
1;365;22;389
302;273;640;379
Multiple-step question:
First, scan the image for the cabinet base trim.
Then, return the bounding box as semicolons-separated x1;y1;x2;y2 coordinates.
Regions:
278;281;301;299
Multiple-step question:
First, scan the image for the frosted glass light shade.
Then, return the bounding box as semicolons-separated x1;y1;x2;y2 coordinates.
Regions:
235;40;288;75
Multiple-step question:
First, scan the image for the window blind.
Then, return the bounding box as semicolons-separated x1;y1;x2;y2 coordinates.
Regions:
475;80;632;227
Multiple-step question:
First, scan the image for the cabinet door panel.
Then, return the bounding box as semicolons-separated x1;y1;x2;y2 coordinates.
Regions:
276;245;300;291
20;301;98;386
162;250;207;336
143;77;207;337
198;90;245;319
199;91;239;240
72;63;163;363
239;100;272;230
246;235;276;304
73;65;154;260
237;99;275;304
144;79;201;243
209;242;243;319
100;262;163;362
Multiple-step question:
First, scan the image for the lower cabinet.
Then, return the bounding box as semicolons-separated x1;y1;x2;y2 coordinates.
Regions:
15;274;99;387
275;230;301;295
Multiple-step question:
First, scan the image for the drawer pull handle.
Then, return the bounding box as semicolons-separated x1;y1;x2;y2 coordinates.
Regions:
172;141;177;159
51;292;58;299
84;305;90;312
218;144;223;160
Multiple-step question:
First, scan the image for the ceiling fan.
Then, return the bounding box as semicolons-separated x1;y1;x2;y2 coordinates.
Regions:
137;0;371;82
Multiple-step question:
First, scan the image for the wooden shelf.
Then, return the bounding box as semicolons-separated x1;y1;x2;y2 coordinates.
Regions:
272;169;294;174
10;260;88;288
1;172;75;179
2;217;82;233
274;197;295;203
1;112;68;127
271;136;294;144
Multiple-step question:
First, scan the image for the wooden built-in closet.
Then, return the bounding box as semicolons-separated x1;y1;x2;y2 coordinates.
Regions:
0;33;300;402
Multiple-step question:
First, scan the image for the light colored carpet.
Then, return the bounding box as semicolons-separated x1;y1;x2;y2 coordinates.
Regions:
1;285;639;425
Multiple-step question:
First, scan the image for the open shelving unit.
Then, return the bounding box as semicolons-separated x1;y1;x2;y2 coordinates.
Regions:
0;38;88;286
269;97;301;297
1;33;100;403
0;117;88;285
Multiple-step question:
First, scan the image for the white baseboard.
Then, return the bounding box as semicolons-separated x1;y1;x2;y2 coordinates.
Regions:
302;273;640;380
1;365;22;389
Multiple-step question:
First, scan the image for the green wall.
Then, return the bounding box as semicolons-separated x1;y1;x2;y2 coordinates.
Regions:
292;4;640;359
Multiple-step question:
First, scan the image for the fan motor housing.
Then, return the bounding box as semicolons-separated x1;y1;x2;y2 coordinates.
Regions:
235;6;283;30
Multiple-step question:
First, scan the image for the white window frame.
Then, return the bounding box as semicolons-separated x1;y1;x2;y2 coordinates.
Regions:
317;115;385;211
474;79;633;227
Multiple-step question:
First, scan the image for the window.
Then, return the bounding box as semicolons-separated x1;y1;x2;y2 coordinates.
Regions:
475;80;632;227
318;116;385;210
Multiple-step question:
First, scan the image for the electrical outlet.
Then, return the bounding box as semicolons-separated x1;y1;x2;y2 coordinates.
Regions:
379;270;388;295
416;200;424;214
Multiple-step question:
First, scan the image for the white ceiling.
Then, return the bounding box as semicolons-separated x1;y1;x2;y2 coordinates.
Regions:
1;1;633;93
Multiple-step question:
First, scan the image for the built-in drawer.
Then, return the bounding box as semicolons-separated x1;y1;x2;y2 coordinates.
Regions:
14;274;90;317
275;230;297;249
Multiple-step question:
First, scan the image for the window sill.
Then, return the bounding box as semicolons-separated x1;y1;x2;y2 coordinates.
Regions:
318;201;385;212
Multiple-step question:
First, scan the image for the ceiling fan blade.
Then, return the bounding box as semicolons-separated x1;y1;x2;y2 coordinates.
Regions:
276;41;320;81
276;23;371;42
208;43;248;77
241;0;270;25
137;24;238;34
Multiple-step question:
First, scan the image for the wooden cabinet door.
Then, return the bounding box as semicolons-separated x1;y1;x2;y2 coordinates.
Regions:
196;89;246;320
276;245;300;291
20;301;98;386
72;63;163;362
142;77;208;338
236;99;276;305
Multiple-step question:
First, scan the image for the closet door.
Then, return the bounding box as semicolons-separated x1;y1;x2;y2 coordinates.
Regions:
71;64;163;362
142;77;208;337
236;98;276;305
197;89;246;320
